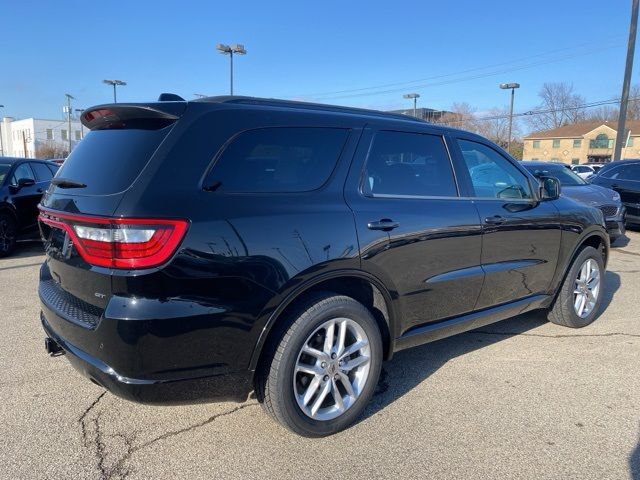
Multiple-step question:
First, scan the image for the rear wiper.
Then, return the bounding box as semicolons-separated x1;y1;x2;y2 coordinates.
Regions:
51;177;87;189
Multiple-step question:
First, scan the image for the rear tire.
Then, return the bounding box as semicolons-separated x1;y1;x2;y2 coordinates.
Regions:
0;213;17;258
548;246;605;328
257;293;382;437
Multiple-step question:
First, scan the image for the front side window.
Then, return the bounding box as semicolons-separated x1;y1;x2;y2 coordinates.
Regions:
11;163;35;185
204;127;349;193
607;164;640;181
363;131;457;197
458;139;532;200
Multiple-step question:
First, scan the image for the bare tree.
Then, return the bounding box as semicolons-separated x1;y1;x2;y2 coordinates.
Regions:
36;143;67;159
476;107;520;148
526;82;586;131
587;105;619;122
436;102;479;132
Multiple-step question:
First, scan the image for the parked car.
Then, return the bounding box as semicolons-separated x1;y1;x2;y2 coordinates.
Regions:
570;164;596;179
39;97;609;436
589;159;640;226
522;161;625;241
0;157;59;257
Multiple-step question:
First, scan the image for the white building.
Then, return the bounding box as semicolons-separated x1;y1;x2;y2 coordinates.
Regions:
0;117;85;158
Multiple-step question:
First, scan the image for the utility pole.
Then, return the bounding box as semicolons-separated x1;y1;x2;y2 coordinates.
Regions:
22;130;28;158
614;0;639;162
75;109;85;139
500;83;520;155
65;93;74;156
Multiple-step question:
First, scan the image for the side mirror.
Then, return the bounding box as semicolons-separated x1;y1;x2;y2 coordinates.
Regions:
538;175;561;200
17;178;36;188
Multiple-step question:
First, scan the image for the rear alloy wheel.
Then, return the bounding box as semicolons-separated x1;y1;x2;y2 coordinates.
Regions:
548;246;605;328
0;213;17;258
258;293;382;437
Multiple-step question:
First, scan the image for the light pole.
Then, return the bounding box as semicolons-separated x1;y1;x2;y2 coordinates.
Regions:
500;82;520;154
103;79;127;103
216;43;246;95
193;93;208;98
65;94;74;156
0;104;4;156
403;93;420;118
75;109;85;139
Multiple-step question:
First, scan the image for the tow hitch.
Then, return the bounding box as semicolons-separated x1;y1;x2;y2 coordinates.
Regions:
44;337;65;357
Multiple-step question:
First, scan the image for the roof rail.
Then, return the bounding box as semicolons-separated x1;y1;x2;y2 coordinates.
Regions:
192;95;426;123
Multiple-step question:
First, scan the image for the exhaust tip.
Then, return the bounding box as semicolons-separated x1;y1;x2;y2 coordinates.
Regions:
44;337;65;357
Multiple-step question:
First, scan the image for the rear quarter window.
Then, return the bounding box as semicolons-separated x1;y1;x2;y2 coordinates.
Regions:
204;127;349;193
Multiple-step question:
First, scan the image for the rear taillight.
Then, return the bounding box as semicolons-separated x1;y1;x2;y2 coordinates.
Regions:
38;209;188;269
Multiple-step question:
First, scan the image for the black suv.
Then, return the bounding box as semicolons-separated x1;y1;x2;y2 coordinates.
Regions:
589;159;640;226
0;157;59;256
39;97;609;436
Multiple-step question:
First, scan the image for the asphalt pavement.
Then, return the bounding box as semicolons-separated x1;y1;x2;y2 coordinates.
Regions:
1;232;639;480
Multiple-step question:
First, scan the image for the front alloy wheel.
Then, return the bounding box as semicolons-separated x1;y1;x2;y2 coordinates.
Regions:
573;258;600;318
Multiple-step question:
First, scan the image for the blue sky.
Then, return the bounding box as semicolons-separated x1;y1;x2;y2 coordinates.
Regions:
1;0;637;127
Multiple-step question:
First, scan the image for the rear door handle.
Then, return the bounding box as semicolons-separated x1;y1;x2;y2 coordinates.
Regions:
367;219;400;231
484;215;506;225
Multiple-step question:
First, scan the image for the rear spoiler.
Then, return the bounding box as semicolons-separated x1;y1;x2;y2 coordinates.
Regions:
81;102;187;131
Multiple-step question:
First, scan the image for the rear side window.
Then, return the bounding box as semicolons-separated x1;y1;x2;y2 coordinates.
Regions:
363;131;457;197
204;127;349;193
30;162;53;182
55;128;171;195
11;163;35;185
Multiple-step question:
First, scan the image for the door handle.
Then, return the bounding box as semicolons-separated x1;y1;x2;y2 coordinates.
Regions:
367;219;400;231
484;215;506;225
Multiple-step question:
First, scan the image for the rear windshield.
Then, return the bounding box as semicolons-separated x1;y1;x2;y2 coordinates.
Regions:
55;127;171;195
523;164;586;186
204;127;349;193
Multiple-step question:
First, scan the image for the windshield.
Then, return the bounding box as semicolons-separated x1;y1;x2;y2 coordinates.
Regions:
0;164;10;185
522;164;587;186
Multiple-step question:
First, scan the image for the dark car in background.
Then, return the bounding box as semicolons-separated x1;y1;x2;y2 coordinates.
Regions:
39;97;609;436
589;159;640;226
0;157;59;256
522;161;625;242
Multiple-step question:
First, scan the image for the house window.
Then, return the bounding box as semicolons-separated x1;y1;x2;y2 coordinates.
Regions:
61;129;68;141
627;137;634;147
75;130;81;140
571;158;580;165
590;133;609;149
46;129;53;140
552;139;560;148
532;140;540;148
573;139;582;148
608;139;614;148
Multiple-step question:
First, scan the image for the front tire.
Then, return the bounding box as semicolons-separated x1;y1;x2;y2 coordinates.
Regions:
258;293;382;437
548;246;605;328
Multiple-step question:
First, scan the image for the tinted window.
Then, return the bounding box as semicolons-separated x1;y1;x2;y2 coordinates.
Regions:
459;140;532;199
606;164;640;181
30;162;53;182
46;164;59;176
11;163;35;185
363;131;457;197
55;128;171;195
206;127;349;193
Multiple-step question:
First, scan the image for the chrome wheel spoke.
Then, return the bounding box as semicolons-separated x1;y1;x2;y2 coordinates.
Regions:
336;319;347;356
295;363;323;376
339;340;368;360
323;320;335;355
311;380;331;416
302;376;322;406
342;355;369;372
302;345;325;360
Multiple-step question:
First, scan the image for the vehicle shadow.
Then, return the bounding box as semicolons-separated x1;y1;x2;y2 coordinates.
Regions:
360;271;622;424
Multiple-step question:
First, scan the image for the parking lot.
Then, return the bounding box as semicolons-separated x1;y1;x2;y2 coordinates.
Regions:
0;233;638;480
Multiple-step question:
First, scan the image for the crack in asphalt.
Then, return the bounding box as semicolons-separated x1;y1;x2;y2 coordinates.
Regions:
80;396;257;480
469;330;640;339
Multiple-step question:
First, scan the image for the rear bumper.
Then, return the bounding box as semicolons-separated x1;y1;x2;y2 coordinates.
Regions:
41;312;252;404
